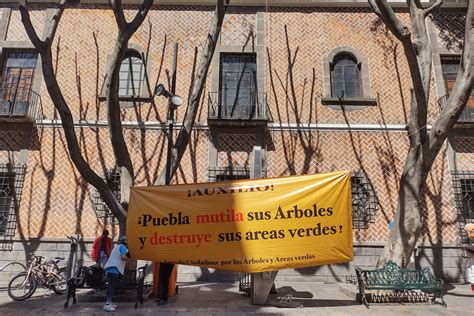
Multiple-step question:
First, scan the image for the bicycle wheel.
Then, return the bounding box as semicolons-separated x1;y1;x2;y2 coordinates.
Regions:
7;272;37;301
52;267;67;294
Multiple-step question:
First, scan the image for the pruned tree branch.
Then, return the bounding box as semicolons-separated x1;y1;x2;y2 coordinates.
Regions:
44;0;67;48
109;0;127;32
370;0;428;138
372;0;411;40
423;0;443;18
128;0;153;34
427;0;474;163
18;0;44;49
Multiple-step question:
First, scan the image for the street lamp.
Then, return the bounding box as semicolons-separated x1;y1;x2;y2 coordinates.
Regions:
154;83;183;185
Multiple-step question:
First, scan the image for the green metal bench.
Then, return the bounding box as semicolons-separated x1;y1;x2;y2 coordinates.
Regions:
355;260;446;308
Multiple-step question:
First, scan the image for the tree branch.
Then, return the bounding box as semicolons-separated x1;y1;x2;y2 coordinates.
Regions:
109;0;127;32
423;0;443;17
18;0;44;49
127;0;153;35
44;0;67;48
373;0;411;40
427;0;474;163
103;0;153;197
19;0;127;221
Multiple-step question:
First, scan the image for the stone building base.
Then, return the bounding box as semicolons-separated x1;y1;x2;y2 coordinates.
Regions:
0;239;470;288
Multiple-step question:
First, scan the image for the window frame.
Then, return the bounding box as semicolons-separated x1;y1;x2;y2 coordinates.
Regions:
218;53;258;120
98;47;153;106
440;55;474;109
0;164;26;252
451;171;474;246
321;47;376;109
330;53;362;99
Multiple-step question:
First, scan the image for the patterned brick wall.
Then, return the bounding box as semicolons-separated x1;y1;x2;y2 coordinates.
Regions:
217;133;256;168
6;7;45;42
451;137;474;170
220;8;256;46
0;131;23;164
1;5;467;246
265;7;439;125
267;130;458;243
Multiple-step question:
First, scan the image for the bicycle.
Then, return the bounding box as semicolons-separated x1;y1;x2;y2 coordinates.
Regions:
0;261;27;273
7;254;67;301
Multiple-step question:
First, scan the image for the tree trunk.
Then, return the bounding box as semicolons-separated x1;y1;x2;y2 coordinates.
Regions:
378;149;425;267
371;0;474;268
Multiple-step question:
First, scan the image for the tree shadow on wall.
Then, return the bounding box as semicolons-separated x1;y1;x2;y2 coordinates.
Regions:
267;25;322;176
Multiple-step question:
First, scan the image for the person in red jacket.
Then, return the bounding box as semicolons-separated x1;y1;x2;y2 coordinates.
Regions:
91;229;112;267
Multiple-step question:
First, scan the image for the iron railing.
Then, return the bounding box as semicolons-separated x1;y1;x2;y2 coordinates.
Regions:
351;171;379;229
437;95;474;123
208;92;273;121
0;88;42;121
450;171;474;246
92;167;120;225
0;164;27;251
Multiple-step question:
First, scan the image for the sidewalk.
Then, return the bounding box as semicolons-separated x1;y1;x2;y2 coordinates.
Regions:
0;281;471;315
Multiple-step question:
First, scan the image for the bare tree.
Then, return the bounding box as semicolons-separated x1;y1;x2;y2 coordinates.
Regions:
19;0;229;235
368;0;474;267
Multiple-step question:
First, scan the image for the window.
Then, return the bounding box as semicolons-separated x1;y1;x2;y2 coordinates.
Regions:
219;54;257;119
118;50;145;98
0;165;26;251
351;171;378;229
0;52;38;116
451;171;474;245
441;56;474;108
92;167;120;225
208;166;251;182
0;173;14;235
331;53;361;99
322;48;376;108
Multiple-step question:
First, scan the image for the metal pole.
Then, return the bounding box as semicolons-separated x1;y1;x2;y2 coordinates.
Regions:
165;43;178;185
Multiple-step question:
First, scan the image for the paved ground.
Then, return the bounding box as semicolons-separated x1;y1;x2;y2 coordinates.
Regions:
0;281;472;315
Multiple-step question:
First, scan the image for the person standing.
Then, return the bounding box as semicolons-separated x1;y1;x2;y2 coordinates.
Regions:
102;236;131;312
464;224;474;294
91;229;112;267
157;263;174;305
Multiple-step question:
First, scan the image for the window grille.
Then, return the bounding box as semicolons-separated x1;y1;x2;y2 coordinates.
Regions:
92;167;121;225
330;53;361;99
208;166;257;182
118;50;145;97
219;54;257;119
451;171;474;245
208;165;267;185
351;171;378;229
0;164;26;251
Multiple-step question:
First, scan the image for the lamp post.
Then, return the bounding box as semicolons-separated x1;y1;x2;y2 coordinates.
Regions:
154;44;182;185
153;43;182;304
154;83;183;185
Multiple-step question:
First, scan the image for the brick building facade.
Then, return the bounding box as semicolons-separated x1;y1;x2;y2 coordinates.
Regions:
0;0;472;285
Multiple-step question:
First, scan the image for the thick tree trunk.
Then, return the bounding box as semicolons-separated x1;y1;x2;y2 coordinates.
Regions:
378;147;426;267
371;0;474;268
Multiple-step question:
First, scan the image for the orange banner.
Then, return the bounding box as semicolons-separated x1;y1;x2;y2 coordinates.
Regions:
127;171;353;272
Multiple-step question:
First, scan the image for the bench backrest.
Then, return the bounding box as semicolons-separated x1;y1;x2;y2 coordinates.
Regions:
355;261;442;287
